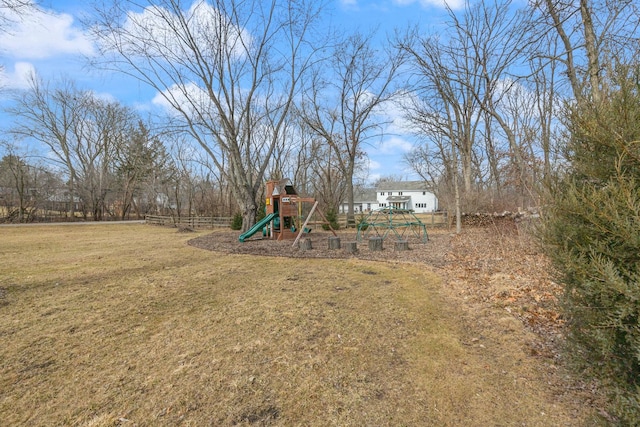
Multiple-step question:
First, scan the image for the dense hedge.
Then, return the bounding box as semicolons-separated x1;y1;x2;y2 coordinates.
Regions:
542;69;640;425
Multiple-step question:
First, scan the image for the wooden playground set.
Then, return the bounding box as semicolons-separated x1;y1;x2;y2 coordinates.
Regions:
238;179;336;245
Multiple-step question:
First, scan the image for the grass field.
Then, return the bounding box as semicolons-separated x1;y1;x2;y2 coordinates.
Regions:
0;224;597;426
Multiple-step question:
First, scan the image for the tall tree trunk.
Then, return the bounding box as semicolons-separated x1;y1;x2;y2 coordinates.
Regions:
453;141;462;234
579;0;601;102
345;162;356;228
238;192;258;233
68;175;74;219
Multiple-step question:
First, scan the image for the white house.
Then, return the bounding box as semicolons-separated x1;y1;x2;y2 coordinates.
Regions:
376;181;438;213
340;181;438;214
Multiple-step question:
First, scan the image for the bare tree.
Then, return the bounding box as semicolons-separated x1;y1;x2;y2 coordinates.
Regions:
8;77;88;218
451;0;539;207
309;141;347;215
74;99;138;220
88;0;323;232
401;0;543;218
400;32;481;198
8;75;142;220
533;0;640;102
0;139;61;222
0;148;33;222
528;35;562;185
299;31;405;227
399;27;483;230
285;116;319;196
0;0;34;33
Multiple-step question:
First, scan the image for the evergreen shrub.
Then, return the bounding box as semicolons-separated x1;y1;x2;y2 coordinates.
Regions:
230;212;243;230
542;68;640;425
322;208;340;231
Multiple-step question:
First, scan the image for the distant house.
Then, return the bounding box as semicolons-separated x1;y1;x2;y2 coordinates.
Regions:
376;181;438;212
45;190;81;213
339;188;378;214
340;181;438;214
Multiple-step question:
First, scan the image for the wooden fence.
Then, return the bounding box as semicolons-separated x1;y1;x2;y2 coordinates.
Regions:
413;211;449;226
145;215;232;228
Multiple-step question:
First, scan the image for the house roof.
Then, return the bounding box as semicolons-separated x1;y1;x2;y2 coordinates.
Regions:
351;188;378;203
386;195;411;202
376;181;431;191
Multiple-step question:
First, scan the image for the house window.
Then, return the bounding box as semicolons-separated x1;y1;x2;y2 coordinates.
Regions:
389;192;393;196
399;191;403;195
423;191;426;195
380;192;384;196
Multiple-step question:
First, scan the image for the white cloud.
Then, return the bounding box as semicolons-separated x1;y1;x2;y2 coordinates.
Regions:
151;91;170;109
151;84;200;116
152;81;219;119
91;91;117;104
0;61;35;90
356;157;381;184
379;136;413;154
339;0;359;9
392;0;464;10
368;172;382;183
122;0;250;63
368;158;382;170
0;7;94;59
377;90;418;135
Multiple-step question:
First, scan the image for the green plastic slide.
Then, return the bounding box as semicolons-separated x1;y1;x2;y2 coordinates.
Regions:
238;212;278;242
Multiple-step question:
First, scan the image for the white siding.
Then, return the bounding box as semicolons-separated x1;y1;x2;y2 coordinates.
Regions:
342;182;438;213
376;189;437;213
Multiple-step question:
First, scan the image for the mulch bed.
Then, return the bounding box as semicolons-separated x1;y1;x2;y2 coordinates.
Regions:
188;228;451;266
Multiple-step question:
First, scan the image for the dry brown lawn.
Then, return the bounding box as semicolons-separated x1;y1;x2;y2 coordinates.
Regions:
0;224;601;426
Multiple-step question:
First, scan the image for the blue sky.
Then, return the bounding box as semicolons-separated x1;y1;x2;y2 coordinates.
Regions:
0;0;458;182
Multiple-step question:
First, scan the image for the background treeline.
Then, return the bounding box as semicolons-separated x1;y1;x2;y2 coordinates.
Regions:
0;87;240;222
2;0;635;232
